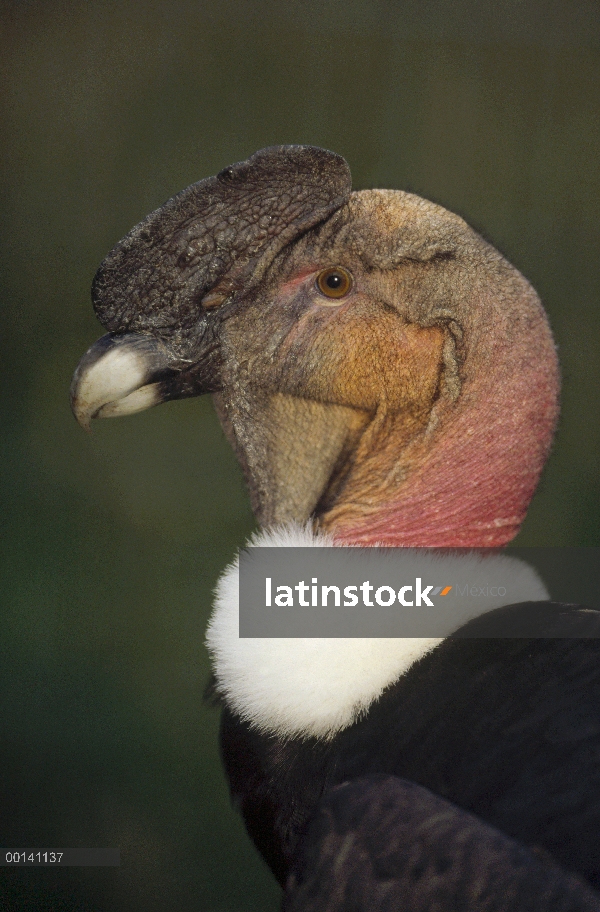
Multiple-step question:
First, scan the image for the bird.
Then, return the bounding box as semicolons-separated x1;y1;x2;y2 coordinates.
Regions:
71;145;600;909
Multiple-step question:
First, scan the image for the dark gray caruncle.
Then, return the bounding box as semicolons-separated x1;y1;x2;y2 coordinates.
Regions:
91;145;352;359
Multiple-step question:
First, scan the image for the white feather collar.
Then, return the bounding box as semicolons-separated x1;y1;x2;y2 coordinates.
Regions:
205;524;549;740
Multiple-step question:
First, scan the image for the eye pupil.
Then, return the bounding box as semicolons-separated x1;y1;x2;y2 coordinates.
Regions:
316;266;353;300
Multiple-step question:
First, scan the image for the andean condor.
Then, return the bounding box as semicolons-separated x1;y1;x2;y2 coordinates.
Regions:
71;146;600;910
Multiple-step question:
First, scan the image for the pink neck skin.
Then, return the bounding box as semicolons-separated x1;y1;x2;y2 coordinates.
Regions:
331;296;560;549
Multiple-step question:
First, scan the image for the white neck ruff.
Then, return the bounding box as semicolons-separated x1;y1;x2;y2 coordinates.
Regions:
205;524;549;740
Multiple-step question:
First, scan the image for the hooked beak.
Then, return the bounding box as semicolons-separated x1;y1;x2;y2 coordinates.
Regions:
70;331;220;430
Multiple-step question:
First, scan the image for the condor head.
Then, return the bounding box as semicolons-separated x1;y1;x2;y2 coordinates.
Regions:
71;146;559;547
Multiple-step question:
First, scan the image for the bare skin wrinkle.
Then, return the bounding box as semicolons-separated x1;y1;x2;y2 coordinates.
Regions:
71;146;559;548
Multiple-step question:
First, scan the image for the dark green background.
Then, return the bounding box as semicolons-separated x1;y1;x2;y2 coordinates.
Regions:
1;1;599;909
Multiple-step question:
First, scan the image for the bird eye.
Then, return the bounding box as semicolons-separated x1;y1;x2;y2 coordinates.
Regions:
316;266;353;300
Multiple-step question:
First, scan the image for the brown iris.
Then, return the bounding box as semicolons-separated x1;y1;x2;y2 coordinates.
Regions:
316;266;353;300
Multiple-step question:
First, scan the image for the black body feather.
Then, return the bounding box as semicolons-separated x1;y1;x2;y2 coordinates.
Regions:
219;602;600;892
283;777;600;911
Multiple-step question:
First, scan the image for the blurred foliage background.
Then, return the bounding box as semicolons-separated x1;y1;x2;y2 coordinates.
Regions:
1;1;599;909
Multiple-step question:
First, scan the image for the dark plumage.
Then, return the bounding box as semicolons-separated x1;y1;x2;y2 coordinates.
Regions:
284;778;600;912
220;608;600;891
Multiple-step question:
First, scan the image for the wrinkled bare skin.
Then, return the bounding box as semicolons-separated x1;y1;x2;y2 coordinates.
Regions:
71;146;558;545
91;145;352;358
